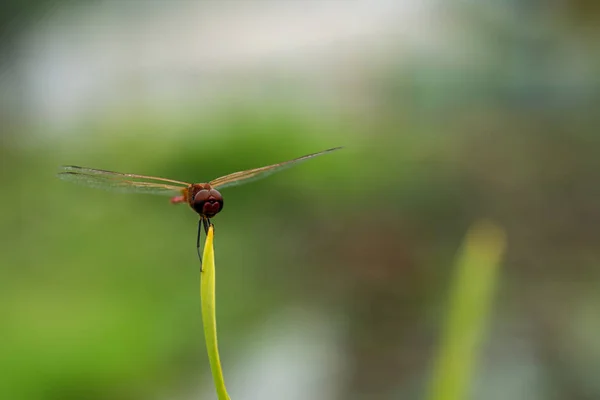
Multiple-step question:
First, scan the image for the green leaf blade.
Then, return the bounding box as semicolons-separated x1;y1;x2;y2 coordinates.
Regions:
201;225;231;400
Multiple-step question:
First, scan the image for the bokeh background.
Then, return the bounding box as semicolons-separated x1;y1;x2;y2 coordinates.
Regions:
2;1;600;399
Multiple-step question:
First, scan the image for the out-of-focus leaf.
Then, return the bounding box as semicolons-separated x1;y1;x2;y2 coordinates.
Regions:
427;220;506;400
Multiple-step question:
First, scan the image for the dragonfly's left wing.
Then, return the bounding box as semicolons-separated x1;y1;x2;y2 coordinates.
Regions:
209;146;342;190
58;165;190;196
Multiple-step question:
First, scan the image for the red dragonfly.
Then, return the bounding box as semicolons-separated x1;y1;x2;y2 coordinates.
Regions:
58;147;342;263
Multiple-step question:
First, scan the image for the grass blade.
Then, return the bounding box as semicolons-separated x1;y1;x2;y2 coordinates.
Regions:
427;220;506;400
201;225;231;400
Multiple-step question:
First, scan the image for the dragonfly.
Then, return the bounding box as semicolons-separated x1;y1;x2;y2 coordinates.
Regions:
58;146;342;264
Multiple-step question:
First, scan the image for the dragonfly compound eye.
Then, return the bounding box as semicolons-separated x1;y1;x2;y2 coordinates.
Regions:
192;188;223;217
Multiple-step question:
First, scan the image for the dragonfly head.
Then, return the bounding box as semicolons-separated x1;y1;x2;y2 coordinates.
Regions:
192;187;223;218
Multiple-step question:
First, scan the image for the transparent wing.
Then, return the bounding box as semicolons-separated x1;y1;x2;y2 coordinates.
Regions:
57;165;190;196
210;146;342;190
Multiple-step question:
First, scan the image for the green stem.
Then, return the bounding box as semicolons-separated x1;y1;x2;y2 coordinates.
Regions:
200;226;231;400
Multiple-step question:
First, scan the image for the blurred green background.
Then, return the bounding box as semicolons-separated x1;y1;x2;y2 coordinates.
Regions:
1;1;600;399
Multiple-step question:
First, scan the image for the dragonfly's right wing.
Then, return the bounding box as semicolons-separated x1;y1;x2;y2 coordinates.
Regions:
58;165;190;196
210;147;343;190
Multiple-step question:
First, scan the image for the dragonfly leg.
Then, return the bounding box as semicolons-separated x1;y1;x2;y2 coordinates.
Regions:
203;217;211;235
196;218;203;271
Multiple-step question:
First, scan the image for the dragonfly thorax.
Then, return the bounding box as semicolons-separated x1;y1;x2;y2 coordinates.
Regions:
190;184;223;218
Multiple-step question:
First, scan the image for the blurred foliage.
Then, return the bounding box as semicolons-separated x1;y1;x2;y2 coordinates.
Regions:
1;1;600;400
428;221;506;400
3;99;599;399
